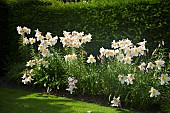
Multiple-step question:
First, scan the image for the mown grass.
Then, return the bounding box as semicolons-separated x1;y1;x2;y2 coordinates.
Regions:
0;87;136;113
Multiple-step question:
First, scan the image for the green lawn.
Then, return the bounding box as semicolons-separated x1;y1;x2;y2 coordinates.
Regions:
0;87;136;113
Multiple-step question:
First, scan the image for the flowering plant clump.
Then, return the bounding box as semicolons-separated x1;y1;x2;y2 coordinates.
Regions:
17;26;170;110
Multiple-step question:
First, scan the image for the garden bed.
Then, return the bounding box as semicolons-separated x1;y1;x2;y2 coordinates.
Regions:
0;76;162;113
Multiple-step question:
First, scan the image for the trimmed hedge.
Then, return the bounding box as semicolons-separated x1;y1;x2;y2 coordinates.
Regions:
1;0;169;74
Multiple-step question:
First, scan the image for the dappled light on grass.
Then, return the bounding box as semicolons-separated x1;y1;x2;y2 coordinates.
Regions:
0;87;135;113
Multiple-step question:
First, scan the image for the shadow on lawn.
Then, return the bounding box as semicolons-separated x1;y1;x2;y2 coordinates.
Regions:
0;87;75;113
0;87;135;113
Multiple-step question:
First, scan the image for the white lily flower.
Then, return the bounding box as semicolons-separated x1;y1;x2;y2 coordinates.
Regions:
45;32;52;39
125;74;135;85
111;40;119;49
87;54;96;63
111;96;120;107
155;59;165;70
124;56;132;64
159;74;170;85
137;39;147;46
42;61;49;68
17;26;24;35
138;62;146;71
149;87;160;97
26;60;36;67
23;37;29;45
117;54;124;62
118;74;126;84
147;62;155;69
38;44;46;51
29;37;36;45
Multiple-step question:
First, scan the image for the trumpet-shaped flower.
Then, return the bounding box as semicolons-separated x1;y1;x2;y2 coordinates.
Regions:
35;29;42;37
23;26;31;34
84;33;92;43
149;87;160;97
124;56;132;64
45;32;52;39
147;62;155;69
87;54;96;63
124;38;133;47
117;54;124;62
125;78;133;85
41;40;50;48
111;40;119;49
124;48;133;57
26;60;36;67
127;74;135;80
155;59;165;70
137;39;147;46
118;74;126;84
125;74;135;85
132;46;139;56
63;31;71;37
17;26;24;35
118;40;126;47
38;58;44;64
138;45;146;56
29;38;36;44
41;49;51;58
159;74;170;85
138;62;146;71
37;35;44;41
111;96;120;107
38;44;46;51
42;61;49;68
23;37;29;45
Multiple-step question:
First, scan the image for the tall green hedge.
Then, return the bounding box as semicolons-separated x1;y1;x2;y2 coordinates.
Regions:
2;0;170;74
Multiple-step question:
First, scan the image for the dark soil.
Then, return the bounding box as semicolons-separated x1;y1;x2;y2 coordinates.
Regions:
0;76;162;113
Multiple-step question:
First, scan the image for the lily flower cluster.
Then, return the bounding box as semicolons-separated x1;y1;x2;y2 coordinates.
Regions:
60;31;92;48
26;58;49;69
35;29;58;58
138;59;165;71
21;69;34;84
118;74;135;85
17;26;31;35
66;77;78;94
99;39;147;64
149;74;170;98
64;54;77;62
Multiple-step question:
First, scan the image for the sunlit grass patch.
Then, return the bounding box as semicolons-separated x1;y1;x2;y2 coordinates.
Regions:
0;87;136;113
